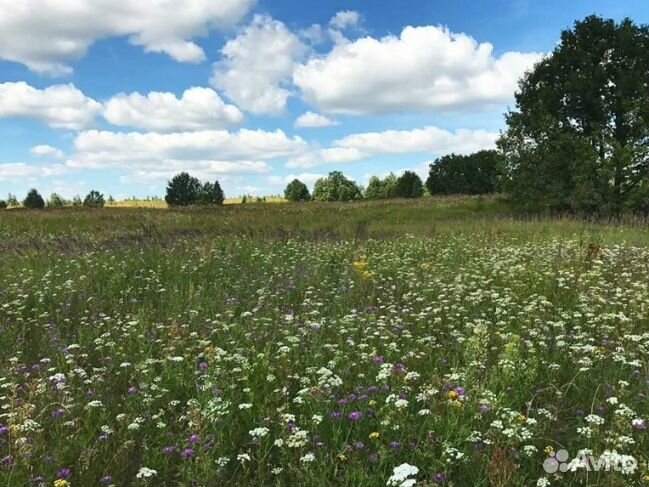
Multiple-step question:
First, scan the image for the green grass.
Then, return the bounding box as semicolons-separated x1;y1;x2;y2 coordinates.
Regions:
1;196;648;486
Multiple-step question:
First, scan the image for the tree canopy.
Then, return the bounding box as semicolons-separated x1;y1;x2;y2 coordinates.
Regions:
284;179;311;202
312;171;362;202
426;150;504;195
395;171;425;198
23;189;45;209
499;15;649;214
165;173;225;207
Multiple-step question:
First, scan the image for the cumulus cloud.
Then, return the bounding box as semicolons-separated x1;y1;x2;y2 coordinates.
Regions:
211;15;307;115
293;24;542;114
286;147;366;168
269;173;325;186
67;129;308;174
329;11;361;30
286;126;498;168
0;162;68;181
334;126;498;155
0;0;255;74
294;111;338;128
30;145;65;159
124;160;271;182
0;82;101;129
103;87;243;132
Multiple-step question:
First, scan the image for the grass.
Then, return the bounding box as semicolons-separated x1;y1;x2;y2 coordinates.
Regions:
1;196;648;486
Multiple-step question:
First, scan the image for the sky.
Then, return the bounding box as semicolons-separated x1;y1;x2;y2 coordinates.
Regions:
0;0;646;200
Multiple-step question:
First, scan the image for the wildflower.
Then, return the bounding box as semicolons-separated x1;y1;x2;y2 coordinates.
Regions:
53;480;69;487
135;467;157;479
387;463;419;487
348;410;362;421
369;431;380;439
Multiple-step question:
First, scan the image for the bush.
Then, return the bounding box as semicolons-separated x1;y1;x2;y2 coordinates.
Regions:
395;171;425;198
83;190;105;208
312;171;362;202
72;196;82;207
0;200;7;209
23;189;45;209
284;179;311;202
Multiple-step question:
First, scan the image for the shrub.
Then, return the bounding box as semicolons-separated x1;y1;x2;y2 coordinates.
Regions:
365;173;398;199
83;190;105;208
395;171;425;198
0;200;7;209
284;179;311;202
23;189;45;209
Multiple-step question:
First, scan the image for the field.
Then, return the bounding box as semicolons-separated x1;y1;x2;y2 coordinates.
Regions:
1;196;649;487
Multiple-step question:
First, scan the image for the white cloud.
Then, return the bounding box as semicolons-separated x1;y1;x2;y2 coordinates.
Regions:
294;24;542;114
125;160;270;182
286;147;366;168
0;82;101;129
294;111;338;128
0;162;68;181
334;126;498;155
0;0;255;74
103;87;243;132
68;129;307;172
285;125;497;168
269;172;325;186
211;15;307;115
329;11;361;30
30;145;65;159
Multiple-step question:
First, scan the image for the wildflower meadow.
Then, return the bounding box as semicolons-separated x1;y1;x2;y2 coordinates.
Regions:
1;198;649;486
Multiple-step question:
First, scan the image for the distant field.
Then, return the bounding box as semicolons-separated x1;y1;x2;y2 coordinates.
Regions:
1;196;648;486
106;196;286;208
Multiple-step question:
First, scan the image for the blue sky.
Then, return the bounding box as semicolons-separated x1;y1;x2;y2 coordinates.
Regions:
0;0;646;200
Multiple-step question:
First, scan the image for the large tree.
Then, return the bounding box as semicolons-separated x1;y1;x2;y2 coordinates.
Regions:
284;179;311;202
165;172;202;207
23;189;45;209
499;15;649;213
395;171;425;198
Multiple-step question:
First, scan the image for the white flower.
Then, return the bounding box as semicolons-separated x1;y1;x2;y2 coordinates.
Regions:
300;452;315;463
387;463;419;487
249;427;270;438
136;467;157;479
237;453;251;463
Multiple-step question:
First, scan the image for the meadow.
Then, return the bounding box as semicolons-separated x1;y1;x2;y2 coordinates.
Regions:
1;196;649;487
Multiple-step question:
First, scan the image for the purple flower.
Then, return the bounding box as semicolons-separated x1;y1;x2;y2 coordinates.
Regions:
372;355;384;365
162;446;175;454
51;408;64;418
100;475;113;484
188;434;200;444
389;440;400;449
181;448;194;459
432;472;446;484
1;455;14;467
57;468;71;479
0;425;8;435
348;411;362;421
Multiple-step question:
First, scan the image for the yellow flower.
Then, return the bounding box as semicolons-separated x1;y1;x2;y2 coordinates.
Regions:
447;390;458;400
369;431;380;439
544;445;554;454
54;480;70;487
337;453;347;461
516;413;526;423
368;399;377;406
